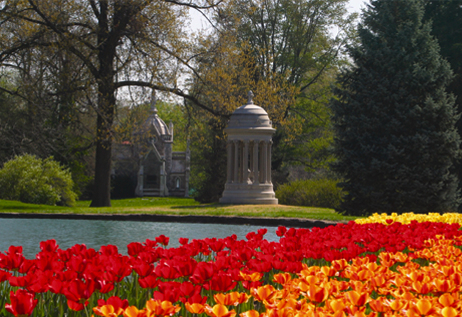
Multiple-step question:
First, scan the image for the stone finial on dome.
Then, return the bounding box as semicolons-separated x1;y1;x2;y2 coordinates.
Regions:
247;91;254;105
150;89;158;115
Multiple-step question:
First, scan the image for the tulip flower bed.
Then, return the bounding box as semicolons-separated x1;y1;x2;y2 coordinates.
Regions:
1;219;462;317
356;212;462;225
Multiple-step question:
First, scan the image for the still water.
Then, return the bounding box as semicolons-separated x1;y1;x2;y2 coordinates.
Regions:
0;218;280;258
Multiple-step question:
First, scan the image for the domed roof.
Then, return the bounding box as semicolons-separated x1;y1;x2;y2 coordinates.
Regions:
145;105;170;136
140;90;170;137
227;91;273;130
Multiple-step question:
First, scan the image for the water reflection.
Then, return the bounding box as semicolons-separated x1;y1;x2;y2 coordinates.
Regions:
0;218;280;258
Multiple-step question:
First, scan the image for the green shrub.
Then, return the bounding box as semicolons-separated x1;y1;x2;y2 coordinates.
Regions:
0;154;77;206
276;178;345;209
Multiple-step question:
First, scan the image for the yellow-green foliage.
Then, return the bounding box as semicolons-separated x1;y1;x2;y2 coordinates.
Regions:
0;154;77;206
276;178;345;209
355;212;462;225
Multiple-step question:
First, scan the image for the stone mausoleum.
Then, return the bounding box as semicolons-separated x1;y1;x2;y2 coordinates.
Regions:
112;91;190;198
219;92;278;204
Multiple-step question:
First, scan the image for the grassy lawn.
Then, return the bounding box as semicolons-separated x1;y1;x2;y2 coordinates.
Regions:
0;198;360;222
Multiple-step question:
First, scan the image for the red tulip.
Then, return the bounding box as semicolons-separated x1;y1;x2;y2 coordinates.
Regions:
276;226;287;237
138;273;159;289
96;296;129;315
99;244;119;256
208;274;237;292
0;269;11;282
62;278;96;311
143;239;159;248
205;238;226;253
155;235;170;246
174;257;197;277
0;246;25;271
5;289;38;317
103;256;132;282
9;272;35;288
179;281;202;299
155;260;180;280
35;252;63;272
190;262;216;284
127;242;145;257
66;255;87;276
131;258;154;277
39;239;59;253
153;281;181;303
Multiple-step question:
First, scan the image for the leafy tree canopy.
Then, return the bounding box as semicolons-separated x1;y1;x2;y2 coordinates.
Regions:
0;0;222;206
331;0;461;216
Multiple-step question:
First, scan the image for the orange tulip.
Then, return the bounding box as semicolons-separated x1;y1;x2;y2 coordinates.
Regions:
320;266;336;277
441;306;459;317
204;304;237;317
439;294;456;307
355;268;373;280
331;259;349;271
411;281;432;294
389;276;407;288
434;278;457;293
393;252;409;263
344;290;368;307
384;298;407;312
214;292;251;306
349;280;368;293
185;302;205;314
391;290;415;301
123;306;147;317
272;298;299;311
306;284;329;304
378;252;396;268
410;299;434;316
240;271;263;282
252;285;278;303
368;298;389;313
240;310;260;317
351;257;369;267
365;262;380;272
370;274;387;289
93;305;118;317
265;307;296;317
273;273;292;285
327;299;345;313
300;275;320;286
145;300;180;316
440;265;456;277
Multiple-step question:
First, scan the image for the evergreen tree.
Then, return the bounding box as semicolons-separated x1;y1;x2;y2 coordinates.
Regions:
331;0;461;216
424;0;462;210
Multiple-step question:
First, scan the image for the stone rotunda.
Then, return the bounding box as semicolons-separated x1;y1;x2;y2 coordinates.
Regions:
219;92;278;205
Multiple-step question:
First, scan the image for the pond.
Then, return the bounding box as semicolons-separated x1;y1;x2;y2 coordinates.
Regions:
0;218;280;258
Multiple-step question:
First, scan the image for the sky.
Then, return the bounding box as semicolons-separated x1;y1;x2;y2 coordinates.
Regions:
349;0;367;13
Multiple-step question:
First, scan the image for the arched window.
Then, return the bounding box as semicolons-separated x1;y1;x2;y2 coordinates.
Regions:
175;177;180;189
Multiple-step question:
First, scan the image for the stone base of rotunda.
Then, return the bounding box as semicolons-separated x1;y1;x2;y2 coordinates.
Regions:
219;183;278;205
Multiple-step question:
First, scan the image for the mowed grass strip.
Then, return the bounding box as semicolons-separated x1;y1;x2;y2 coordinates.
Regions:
0;198;359;222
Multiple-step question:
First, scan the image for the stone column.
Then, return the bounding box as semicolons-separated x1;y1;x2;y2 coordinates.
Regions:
233;140;239;183
267;140;273;184
243;140;249;183
262;140;268;183
253;140;259;184
226;141;233;183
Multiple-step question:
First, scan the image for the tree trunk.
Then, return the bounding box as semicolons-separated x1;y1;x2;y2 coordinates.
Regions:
90;1;118;207
90;79;115;207
91;120;113;207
